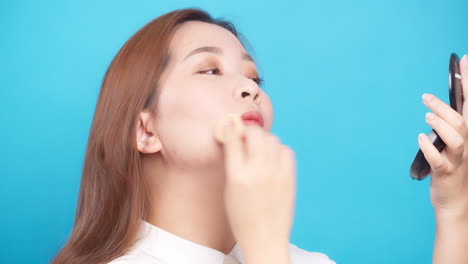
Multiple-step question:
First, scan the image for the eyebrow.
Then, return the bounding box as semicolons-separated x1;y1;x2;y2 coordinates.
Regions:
182;46;255;63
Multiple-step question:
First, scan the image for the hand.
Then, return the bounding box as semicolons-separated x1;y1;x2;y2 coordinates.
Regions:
418;55;468;219
217;114;296;261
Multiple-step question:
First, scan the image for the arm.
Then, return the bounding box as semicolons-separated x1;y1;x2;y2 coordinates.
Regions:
433;212;468;264
417;55;468;264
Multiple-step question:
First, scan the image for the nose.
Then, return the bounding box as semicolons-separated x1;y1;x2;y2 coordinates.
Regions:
237;78;261;104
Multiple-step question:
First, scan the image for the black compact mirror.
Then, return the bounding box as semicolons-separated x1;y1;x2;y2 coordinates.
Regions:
410;53;464;180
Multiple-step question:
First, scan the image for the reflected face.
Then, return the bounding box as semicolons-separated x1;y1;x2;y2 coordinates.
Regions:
152;21;273;169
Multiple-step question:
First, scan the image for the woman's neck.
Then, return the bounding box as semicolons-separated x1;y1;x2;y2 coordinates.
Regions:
146;163;236;254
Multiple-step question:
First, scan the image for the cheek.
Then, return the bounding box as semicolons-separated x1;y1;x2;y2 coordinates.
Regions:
160;131;222;169
262;92;274;131
155;87;227;167
159;123;224;169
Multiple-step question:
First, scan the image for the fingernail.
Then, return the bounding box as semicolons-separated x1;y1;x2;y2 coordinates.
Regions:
422;93;433;103
426;112;435;120
418;133;425;141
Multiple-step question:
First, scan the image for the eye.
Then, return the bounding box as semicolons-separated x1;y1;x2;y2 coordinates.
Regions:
252;76;265;87
198;68;221;75
198;68;265;88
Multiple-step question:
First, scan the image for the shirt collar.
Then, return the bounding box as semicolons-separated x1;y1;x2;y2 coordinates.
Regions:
136;219;244;264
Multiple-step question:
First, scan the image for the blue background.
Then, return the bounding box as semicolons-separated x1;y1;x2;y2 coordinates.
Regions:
2;0;467;263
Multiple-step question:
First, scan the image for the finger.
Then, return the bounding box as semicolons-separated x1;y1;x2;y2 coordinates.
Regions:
278;145;297;183
264;134;281;161
422;93;468;138
460;55;468;118
223;116;245;174
425;112;464;166
243;126;266;162
418;133;449;175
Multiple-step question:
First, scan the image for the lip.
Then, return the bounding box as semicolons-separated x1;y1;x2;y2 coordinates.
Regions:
241;110;264;127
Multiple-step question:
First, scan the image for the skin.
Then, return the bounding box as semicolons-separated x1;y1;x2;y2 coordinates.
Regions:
135;19;468;263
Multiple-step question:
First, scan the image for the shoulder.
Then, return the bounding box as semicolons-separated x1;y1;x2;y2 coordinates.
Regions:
289;243;336;264
106;250;165;264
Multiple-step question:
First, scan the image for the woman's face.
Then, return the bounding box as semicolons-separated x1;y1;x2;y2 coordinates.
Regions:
146;21;273;170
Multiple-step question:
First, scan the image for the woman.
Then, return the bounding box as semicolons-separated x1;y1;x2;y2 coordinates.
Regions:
51;8;468;264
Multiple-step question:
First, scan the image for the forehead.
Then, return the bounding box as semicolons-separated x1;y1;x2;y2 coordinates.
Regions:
168;21;246;59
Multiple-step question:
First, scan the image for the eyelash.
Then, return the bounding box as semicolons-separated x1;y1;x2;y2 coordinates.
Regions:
199;68;265;87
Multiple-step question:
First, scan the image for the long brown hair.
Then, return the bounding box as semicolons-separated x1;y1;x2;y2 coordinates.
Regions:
51;8;251;264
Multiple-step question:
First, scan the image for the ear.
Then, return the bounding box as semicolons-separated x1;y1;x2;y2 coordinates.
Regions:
136;110;162;154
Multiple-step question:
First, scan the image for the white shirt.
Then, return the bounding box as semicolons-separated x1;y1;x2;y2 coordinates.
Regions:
107;219;336;264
